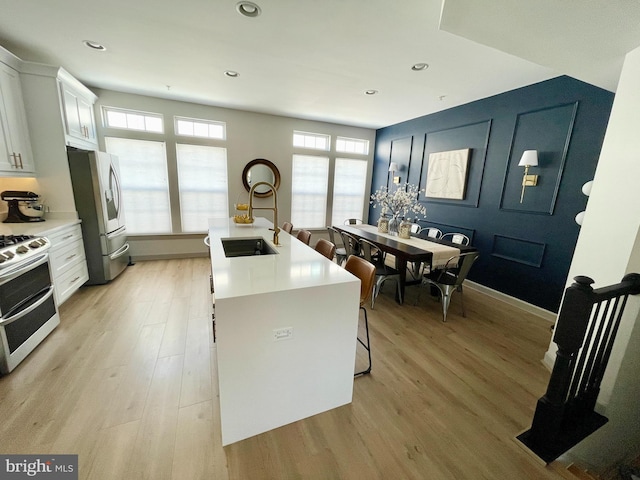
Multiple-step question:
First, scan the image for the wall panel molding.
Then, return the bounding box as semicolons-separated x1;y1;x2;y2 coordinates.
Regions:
491;234;546;267
418;120;492;208
499;102;578;214
388;136;413;188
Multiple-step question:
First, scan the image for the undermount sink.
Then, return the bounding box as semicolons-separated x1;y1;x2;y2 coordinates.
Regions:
221;237;279;258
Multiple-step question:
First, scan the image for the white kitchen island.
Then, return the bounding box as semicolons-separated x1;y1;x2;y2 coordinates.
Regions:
208;217;360;446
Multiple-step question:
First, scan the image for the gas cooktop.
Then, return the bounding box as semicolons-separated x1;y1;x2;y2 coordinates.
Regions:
0;234;50;269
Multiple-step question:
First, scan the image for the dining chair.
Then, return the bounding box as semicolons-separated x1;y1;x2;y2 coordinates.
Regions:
314;238;336;260
344;218;363;225
415;251;479;322
327;226;347;264
418;227;443;239
441;232;470;245
281;221;293;234
343;255;376;376
296;229;312;245
407;227;442;279
359;238;403;308
340;231;361;258
410;223;421;234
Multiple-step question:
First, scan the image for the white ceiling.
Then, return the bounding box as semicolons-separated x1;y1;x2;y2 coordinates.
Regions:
1;0;639;129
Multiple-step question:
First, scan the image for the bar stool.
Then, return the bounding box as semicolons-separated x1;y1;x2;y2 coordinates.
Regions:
314;238;336;260
282;221;293;234
344;255;376;376
296;229;312;245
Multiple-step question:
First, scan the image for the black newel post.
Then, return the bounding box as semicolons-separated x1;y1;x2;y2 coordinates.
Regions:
528;276;595;445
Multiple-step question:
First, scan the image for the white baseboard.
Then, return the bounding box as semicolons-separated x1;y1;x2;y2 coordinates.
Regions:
131;252;208;262
465;280;557;323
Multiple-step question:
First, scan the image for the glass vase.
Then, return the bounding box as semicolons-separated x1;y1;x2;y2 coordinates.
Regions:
388;215;401;236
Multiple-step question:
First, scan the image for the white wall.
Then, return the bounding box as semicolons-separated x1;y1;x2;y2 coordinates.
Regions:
547;45;640;470
92;89;376;259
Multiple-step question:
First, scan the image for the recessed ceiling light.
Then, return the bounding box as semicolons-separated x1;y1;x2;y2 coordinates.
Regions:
236;1;261;17
224;70;240;78
83;40;106;51
364;89;378;95
411;63;429;71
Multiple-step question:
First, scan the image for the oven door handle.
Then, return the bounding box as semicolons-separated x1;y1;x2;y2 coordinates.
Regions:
0;285;55;327
0;252;49;282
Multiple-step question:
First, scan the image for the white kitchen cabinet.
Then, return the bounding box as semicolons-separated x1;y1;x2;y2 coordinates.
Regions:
47;223;89;306
58;69;98;149
0;61;35;175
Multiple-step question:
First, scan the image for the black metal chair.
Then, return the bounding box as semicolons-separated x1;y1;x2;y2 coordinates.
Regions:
327;226;347;264
359;238;403;308
340;231;361;258
441;232;470;245
344;218;363;225
416;251;479;322
408;227;443;279
419;227;443;239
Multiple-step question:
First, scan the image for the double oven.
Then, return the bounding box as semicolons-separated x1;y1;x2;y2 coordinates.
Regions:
0;235;59;374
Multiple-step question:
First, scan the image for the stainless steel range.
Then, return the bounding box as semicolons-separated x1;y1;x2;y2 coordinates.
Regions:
0;234;60;374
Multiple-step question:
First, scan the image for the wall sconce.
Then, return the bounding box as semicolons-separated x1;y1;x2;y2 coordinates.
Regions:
388;162;400;184
518;150;539;203
575;180;593;226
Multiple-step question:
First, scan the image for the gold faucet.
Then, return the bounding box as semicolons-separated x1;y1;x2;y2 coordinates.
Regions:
248;181;281;246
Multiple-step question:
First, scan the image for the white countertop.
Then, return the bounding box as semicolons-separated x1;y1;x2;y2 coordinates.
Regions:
0;218;81;237
208;217;356;300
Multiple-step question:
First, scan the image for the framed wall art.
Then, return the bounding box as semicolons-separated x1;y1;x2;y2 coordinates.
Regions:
425;148;470;200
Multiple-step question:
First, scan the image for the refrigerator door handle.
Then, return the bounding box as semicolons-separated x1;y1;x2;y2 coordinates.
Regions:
109;243;130;260
104;225;127;239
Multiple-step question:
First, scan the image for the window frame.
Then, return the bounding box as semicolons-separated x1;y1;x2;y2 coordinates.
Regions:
174;115;227;140
102;106;164;133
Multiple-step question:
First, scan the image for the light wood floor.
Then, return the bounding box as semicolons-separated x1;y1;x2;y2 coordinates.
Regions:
0;257;569;479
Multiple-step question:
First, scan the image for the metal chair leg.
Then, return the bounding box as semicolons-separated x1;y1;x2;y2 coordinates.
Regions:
355;306;372;376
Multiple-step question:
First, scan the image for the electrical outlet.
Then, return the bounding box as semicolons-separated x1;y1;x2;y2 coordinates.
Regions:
273;327;293;341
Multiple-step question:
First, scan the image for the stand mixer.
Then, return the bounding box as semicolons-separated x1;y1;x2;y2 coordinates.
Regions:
1;191;46;223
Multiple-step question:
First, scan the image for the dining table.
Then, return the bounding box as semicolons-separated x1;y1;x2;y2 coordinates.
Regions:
334;224;477;303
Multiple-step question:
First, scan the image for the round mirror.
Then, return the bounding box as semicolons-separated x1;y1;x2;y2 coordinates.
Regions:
242;159;280;197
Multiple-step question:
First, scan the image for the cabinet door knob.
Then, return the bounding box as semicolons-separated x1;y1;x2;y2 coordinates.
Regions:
17;153;23;169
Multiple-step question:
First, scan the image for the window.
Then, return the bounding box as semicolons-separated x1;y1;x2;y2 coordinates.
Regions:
336;136;369;155
291;155;329;228
175;116;226;140
105;137;171;234
176;144;229;232
103;106;163;133
331;158;368;225
293;131;330;151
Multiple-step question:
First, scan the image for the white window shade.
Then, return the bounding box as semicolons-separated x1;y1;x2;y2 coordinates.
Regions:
331;158;368;225
176;144;229;232
105;137;171;234
291;154;329;228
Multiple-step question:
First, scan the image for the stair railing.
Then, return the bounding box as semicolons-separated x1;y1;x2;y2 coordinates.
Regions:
517;273;640;463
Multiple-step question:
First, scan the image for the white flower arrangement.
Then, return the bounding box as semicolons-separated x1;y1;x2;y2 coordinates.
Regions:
370;183;427;219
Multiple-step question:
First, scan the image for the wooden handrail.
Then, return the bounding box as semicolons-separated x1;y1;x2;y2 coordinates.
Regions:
517;273;640;463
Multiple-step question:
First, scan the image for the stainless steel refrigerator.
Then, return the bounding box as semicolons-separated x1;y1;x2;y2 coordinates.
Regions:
67;148;130;285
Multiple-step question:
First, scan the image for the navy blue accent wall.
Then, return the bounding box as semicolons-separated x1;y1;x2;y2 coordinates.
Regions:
371;76;614;312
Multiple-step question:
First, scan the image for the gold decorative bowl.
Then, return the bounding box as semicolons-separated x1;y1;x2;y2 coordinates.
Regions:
233;214;254;224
